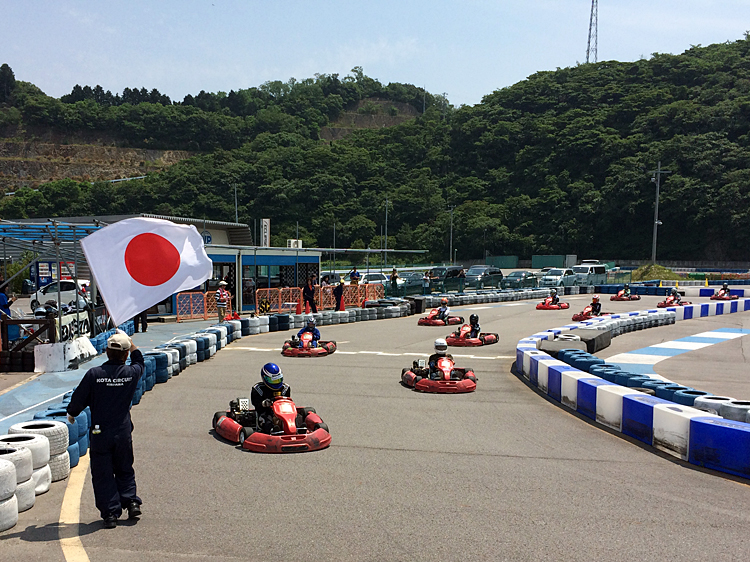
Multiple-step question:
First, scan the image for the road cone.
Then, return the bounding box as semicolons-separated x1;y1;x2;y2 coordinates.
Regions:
361;298;367;308
305;301;311;314
676;281;679;288
296;299;302;315
705;278;709;287
659;280;662;287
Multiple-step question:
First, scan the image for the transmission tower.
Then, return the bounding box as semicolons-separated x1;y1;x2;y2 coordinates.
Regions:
586;0;598;63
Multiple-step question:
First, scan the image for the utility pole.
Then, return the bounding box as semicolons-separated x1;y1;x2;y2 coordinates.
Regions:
448;205;456;265
586;0;598;64
649;161;671;264
384;197;389;269
333;223;336;274
231;183;239;223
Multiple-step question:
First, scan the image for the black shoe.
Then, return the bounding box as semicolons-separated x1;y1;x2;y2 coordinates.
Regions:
127;501;142;519
103;515;117;529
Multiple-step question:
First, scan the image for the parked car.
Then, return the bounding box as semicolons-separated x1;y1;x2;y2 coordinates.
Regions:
501;271;538;289
401;271;426;288
30;279;90;310
464;266;504;289
539;268;577;287
572;264;607;286
428;266;466;292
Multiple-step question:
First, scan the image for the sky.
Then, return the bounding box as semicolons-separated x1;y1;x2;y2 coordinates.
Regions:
3;1;750;107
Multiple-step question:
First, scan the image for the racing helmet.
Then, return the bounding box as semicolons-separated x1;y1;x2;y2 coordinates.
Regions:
722;283;729;289
434;338;448;355
624;284;629;289
592;294;600;303
306;314;316;327
441;298;448;306
671;288;678;296
261;363;284;390
469;314;479;325
550;288;557;295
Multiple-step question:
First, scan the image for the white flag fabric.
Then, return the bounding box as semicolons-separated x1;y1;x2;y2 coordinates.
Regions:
81;217;213;326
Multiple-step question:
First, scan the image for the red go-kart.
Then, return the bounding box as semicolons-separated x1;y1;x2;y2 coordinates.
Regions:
710;291;738;301
445;324;499;347
571;305;611;322
213;396;331;453
657;295;693;308
417;309;465;326
536;297;570;310
281;332;337;357
401;356;477;393
610;290;641;301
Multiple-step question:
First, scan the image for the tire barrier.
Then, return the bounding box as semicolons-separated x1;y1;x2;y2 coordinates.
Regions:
517;297;750;479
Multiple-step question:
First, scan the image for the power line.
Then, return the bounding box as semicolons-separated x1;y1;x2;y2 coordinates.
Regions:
586;0;598;64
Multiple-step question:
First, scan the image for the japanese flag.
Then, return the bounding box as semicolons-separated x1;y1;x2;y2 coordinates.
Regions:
81;217;213;326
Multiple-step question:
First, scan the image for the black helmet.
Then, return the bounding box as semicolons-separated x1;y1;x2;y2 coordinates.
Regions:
723;282;729;289
671;288;678;295
624;283;629;289
469;314;479;325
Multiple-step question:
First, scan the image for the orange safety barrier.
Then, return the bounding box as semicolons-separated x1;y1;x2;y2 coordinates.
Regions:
205;292;233;320
255;288;303;314
176;292;208;321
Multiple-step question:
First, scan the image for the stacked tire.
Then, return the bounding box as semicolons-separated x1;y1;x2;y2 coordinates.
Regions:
0;458;18;531
276;314;291;331
9;421;70;483
258;316;270;333
0;434;51;497
0;443;35;516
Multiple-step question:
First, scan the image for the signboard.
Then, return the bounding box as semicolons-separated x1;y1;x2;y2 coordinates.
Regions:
261;218;271;247
37;263;51;278
55;313;91;341
201;230;212;245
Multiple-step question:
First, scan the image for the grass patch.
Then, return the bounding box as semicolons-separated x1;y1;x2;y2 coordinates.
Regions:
631;264;682;281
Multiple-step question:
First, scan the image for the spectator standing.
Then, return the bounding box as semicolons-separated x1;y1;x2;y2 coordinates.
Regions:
422;272;430;295
215;281;231;322
348;267;361;285
133;309;148;333
390;268;400;296
66;332;144;529
333;279;345;311
0;284;16;317
303;277;318;313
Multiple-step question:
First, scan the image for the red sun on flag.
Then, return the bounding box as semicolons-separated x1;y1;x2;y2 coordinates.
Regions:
124;233;181;286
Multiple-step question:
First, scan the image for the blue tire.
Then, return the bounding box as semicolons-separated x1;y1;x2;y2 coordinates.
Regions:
673;389;712;406
155;369;170;383
77;432;89;456
197;350;206;362
68;441;80;468
655;385;694;401
75;412;88;438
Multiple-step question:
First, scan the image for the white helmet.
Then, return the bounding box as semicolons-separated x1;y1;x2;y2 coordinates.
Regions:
306;314;316;326
434;338;448;355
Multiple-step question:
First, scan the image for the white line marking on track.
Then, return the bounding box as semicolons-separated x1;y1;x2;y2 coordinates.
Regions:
0;391;68;423
59;454;91;562
216;346;513;360
466;306;493;310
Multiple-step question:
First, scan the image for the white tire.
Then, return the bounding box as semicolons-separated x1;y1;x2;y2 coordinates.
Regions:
248;326;260;335
0;495;18;532
8;420;68;456
15;477;35;512
49;451;71;482
0;459;15;502
259;325;269;333
0;446;32;484
31;464;52;495
0;434;50;470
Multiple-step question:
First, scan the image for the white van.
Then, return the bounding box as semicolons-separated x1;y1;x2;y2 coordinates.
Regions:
573;264;607;286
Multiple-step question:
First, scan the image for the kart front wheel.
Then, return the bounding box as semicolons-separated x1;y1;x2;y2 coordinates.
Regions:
239;427;254;444
316;422;330;433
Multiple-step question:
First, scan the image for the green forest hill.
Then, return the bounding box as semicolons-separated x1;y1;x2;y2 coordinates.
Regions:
1;36;750;263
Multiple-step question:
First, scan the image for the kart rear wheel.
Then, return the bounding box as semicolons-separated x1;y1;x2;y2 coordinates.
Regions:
300;407;316;417
212;411;227;429
316;422;329;433
239;427;254;444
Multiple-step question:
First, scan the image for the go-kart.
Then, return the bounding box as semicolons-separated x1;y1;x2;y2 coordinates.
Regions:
571;305;611;322
417;309;464;326
401;356;477;393
281;332;337;357
657;295;692;308
445;324;498;347
212;396;331;453
710;291;738;301
610;290;641;301
536;297;570;310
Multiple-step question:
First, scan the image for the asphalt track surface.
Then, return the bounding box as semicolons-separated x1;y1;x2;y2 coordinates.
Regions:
3;295;750;561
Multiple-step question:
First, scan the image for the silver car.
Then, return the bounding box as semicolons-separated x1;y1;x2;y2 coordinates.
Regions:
539;268;577;287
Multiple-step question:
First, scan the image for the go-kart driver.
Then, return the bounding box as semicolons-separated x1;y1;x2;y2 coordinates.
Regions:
296;315;321;348
622;284;631;298
436;298;450;322
670;288;682;304
413;338;455;379
590;295;602;316
548;288;559;306
251;363;292;433
468;314;481;339
718;283;731;297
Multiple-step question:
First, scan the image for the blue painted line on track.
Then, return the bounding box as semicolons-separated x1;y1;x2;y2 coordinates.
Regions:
677;336;733;344
626;347;691;357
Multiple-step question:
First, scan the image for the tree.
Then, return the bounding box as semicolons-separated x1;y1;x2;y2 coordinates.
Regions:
0;63;16;103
